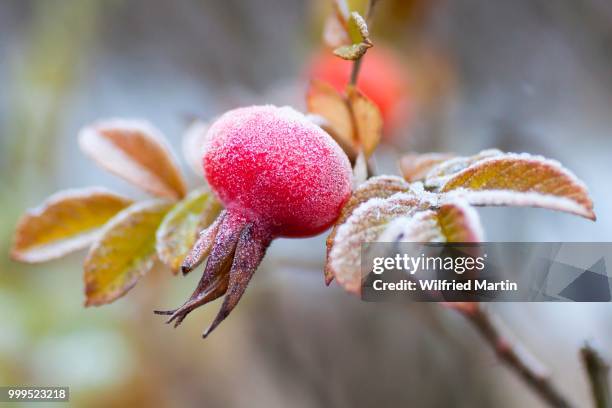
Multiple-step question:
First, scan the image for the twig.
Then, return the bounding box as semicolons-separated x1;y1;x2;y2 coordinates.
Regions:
350;57;363;86
581;343;611;408
452;304;573;408
366;0;380;21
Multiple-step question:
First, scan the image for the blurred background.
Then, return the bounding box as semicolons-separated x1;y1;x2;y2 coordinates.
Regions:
1;0;611;406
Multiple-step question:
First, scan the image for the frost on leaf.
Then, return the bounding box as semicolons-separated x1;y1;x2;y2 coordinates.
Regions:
380;200;484;243
333;43;371;61
436;153;595;220
84;199;172;306
400;152;455;182
181;120;210;178
79;119;187;200
306;80;355;158
11;188;133;263
348;86;382;158
156;188;223;274
325;175;412;284
329;193;431;294
333;12;372;60
423;149;503;187
331;1;371;45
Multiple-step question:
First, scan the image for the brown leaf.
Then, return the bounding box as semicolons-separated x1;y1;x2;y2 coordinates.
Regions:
437;200;485;242
424;149;503;188
84;199;172;306
437;153;595;220
329;192;431;294
347;86;382;158
79;119;187;200
381;200;483;243
307;80;354;153
156;188;223;274
400;152;455;182
324;175;412;284
11;188;133;263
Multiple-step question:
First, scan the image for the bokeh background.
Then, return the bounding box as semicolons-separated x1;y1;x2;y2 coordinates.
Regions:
1;0;611;406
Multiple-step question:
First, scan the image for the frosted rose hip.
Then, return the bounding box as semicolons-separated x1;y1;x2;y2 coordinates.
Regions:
157;105;352;337
203;105;352;237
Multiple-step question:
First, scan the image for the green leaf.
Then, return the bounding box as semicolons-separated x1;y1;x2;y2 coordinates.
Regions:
346;11;370;45
333;43;371;60
332;0;371;45
84;199;172;306
11;188;132;263
156;188;223;274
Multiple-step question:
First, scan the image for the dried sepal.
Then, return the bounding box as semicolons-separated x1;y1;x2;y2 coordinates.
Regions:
329;192;432;294
181;211;225;275
203;223;270;338
156;212;272;337
156;188;223;274
324;175;412;284
399;152;455;182
347;86;382;158
84;199;172;306
306;80;354;154
436;153;595;220
181;119;210;178
11;188;132;263
79;119;187;200
156;212;244;326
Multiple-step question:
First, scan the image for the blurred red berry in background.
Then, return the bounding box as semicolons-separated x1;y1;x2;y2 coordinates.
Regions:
307;46;410;134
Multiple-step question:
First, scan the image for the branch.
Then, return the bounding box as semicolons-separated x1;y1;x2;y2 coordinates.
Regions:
451;303;573;408
581;343;611;408
350;57;363;86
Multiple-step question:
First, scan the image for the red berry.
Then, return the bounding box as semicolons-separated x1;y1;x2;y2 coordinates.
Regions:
157;105;352;337
203;105;352;237
307;46;410;133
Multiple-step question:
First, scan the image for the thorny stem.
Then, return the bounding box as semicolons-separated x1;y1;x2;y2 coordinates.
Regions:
453;304;573;408
581;343;611;408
